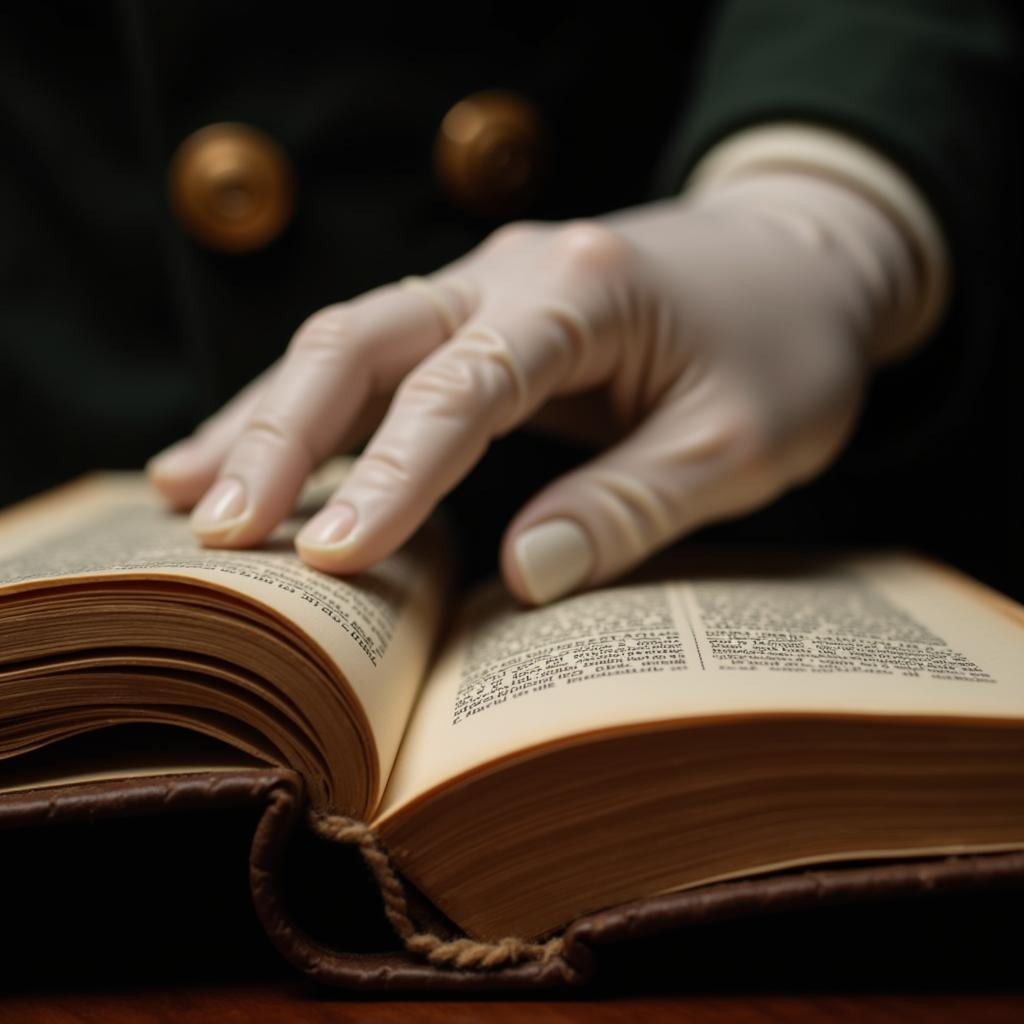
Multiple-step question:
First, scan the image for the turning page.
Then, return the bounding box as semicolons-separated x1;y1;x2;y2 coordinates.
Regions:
0;470;451;809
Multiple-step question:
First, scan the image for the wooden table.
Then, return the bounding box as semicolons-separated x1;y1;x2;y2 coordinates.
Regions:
5;985;1024;1023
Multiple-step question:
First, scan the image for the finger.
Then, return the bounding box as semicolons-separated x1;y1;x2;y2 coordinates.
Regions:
146;365;277;510
149;371;399;512
295;298;612;574
499;381;780;604
189;275;476;547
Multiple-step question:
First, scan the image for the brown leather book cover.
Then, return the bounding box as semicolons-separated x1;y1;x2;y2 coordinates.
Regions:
3;768;1022;992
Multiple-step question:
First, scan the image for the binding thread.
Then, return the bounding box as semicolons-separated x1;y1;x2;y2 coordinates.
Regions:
308;811;566;972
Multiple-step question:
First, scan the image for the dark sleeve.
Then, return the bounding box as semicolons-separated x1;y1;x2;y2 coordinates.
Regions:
654;1;1018;228
649;0;1022;593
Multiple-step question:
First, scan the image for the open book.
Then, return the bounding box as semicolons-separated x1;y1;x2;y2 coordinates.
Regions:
1;470;1022;944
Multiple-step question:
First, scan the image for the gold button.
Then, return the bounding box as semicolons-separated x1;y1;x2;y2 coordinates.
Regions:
168;122;295;252
435;90;546;217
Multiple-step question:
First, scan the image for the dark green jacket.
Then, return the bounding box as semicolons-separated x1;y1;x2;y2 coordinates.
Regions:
0;1;1019;591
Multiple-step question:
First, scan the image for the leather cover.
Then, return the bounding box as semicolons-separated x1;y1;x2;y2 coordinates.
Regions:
2;768;1023;992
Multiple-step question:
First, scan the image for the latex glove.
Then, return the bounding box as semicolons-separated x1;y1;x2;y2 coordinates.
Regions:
149;172;923;604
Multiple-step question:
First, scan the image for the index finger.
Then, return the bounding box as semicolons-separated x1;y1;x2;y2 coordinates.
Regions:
294;297;603;573
188;276;475;548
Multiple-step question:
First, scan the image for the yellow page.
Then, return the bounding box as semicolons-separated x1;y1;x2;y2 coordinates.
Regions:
378;551;1024;820
0;724;266;795
0;470;451;806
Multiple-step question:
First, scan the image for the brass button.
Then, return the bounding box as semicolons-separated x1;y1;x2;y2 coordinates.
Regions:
435;90;546;217
168;122;295;252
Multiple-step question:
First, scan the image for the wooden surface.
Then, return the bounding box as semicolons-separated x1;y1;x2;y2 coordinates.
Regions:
4;986;1024;1024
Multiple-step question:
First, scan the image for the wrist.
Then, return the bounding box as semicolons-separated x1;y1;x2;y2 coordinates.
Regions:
684;123;950;364
682;169;924;367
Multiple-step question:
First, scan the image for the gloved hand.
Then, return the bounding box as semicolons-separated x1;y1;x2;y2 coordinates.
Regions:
148;171;924;604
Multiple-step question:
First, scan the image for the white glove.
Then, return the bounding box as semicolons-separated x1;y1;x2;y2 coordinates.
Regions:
149;170;925;604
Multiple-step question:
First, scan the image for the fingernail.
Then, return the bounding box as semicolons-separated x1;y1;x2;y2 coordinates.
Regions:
298;502;357;548
191;478;248;533
514;518;593;604
147;440;199;479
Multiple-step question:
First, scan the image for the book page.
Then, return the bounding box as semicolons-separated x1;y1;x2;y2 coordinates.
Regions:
377;551;1024;821
0;470;451;799
0;725;266;795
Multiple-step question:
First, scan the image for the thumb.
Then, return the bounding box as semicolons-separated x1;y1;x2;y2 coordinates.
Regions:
500;397;779;604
